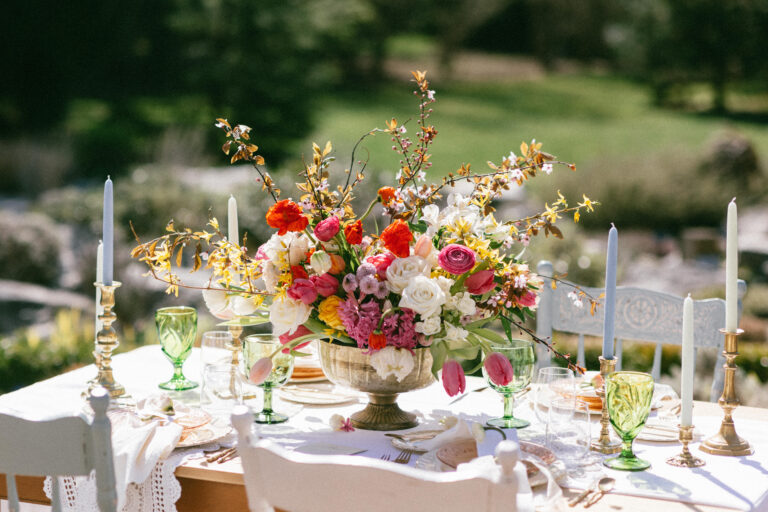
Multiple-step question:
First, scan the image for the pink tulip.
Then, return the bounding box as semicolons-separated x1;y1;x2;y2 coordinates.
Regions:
413;234;434;259
249;357;273;384
279;324;313;353
465;270;496;295
313;216;340;242
438;244;476;275
366;252;396;279
484;352;514;386
310;273;339;297
441;359;466;396
287;278;318;305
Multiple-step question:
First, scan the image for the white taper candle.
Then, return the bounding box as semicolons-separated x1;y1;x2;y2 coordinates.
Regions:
102;177;113;285
725;199;738;333
681;294;694;427
228;195;238;244
95;241;103;336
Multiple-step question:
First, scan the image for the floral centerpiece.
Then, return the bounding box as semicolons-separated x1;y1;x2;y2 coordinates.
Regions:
133;71;597;428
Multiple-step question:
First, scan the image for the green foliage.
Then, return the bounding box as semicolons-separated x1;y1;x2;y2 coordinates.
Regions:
0;212;61;286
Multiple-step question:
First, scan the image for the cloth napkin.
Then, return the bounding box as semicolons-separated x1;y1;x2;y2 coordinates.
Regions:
108;408;183;510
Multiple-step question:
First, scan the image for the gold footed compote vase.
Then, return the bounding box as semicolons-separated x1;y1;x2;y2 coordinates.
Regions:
318;342;434;431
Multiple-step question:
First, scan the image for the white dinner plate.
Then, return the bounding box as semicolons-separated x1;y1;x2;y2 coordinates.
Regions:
278;383;361;405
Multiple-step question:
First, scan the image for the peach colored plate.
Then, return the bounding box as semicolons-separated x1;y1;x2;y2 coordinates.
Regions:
436;440;555;470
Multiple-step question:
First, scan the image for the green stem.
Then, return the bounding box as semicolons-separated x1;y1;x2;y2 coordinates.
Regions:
503;393;514;419
358;197;379;222
620;439;635;459
262;386;274;414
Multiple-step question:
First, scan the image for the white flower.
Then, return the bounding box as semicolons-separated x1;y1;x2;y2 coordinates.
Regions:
568;291;584;309
444;322;468;343
202;288;231;319
269;297;311;336
369;346;415;382
420;204;440;236
310;251;332;274
329;414;345;431
435;276;454;295
231;295;258;316
399;276;446;318
415;315;441;335
261;232;312;267
542;163;553;175
471;422;486;442
288;234;310;266
261;261;279;293
456;293;476;316
386;256;430;294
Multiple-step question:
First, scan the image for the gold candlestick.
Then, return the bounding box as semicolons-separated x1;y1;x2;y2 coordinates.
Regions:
591;356;621;454
700;329;753;456
667;425;705;467
86;282;127;399
229;323;258;400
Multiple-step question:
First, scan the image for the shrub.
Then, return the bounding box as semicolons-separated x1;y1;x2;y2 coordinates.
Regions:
0;212;61;286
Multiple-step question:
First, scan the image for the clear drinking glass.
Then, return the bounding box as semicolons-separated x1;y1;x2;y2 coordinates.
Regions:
548;398;593;468
243;334;295;424
482;340;536;429
200;330;234;370
155;306;198;391
605;371;655;471
201;363;242;417
533;367;575;431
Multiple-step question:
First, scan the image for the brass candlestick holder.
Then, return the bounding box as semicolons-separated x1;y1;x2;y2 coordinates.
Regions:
700;329;753;456
667;425;705;467
591;356;621;454
86;282;127;399
229;323;258;400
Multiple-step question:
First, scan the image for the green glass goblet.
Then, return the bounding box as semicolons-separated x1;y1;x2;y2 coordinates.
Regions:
604;371;655;471
155;306;199;391
243;334;295;424
482;339;536;429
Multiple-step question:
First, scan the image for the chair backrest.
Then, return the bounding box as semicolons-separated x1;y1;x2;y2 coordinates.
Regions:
0;388;117;512
230;407;527;512
535;260;747;402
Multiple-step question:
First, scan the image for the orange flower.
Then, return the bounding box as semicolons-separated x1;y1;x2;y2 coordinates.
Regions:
377;186;396;205
368;331;387;351
291;265;308;281
266;200;308;236
380;220;412;258
344;220;363;245
329;254;346;274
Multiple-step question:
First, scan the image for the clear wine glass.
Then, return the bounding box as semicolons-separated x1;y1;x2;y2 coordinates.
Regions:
243;334;295;424
482;340;536;429
155;306;198;391
533;367;575;439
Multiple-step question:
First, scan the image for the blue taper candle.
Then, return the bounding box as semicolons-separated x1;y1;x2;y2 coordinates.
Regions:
102;177;113;285
602;225;618;359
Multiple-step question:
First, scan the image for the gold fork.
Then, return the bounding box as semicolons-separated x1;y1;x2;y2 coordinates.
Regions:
393;449;413;464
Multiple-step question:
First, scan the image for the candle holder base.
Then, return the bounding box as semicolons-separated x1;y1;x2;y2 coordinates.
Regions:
84;281;128;400
700;329;753;457
667;425;706;467
590;356;622;454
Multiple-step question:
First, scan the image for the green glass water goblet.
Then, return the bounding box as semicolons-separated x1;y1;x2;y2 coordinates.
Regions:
604;371;655;471
243;334;295;424
155;306;199;391
482;339;536;429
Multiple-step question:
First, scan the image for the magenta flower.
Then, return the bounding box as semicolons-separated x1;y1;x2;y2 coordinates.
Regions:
381;308;418;349
465;270;496;295
438;244;476;275
442;359;466;396
517;291;537;308
359;275;380;296
484;352;514;386
342;273;358;294
310;273;339;297
314;216;340;242
278;324;313;353
337;297;381;347
287;278;318;305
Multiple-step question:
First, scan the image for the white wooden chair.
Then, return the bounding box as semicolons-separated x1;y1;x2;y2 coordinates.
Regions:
0;388;117;512
535;260;747;402
231;406;529;512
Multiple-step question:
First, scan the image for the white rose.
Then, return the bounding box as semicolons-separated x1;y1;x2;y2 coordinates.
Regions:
369;346;415;382
435;276;454;295
444;322;468;343
415;315;441;335
456;293;476;316
386;256;430;294
399;276;446;318
269;297;311;336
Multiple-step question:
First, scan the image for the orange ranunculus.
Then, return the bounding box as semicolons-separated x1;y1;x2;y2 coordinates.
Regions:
344;220;363;245
368;331;387;351
380;220;412;258
291;265;309;281
377;186;396;205
266;200;309;236
329;254;346;274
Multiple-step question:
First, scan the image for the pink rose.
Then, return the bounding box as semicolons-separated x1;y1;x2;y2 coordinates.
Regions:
518;291;537;308
279;324;313;353
465;270;496;295
484;352;514;386
438;244;476;275
287;278;318;305
413;234;434;259
249;357;273;384
366;252;396;279
255;244;269;260
310;273;339;297
313;216;340;242
441;359;466;396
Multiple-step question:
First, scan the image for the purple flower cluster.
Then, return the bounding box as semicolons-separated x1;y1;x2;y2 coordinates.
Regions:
337;297;381;348
381;308;418;349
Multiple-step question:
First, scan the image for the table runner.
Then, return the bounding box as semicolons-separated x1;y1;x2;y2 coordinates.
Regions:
1;345;768;511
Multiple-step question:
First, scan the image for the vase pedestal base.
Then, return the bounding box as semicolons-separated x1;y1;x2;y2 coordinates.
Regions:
351;393;418;431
